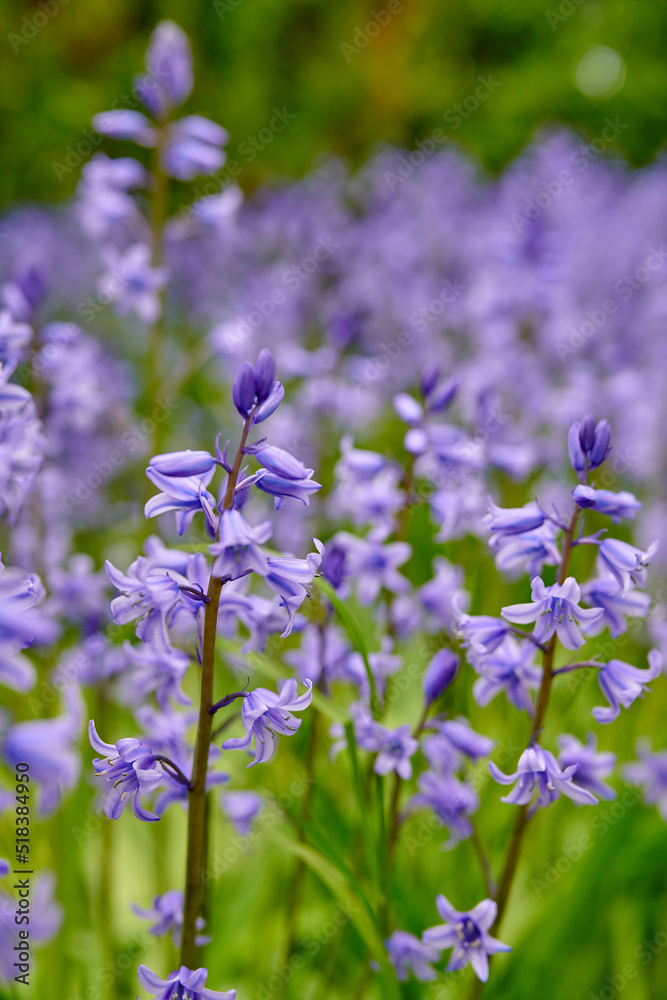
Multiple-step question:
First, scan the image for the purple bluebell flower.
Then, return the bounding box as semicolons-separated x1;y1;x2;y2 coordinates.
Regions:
458;614;511;653
285;622;354;687
423;649;458;704
489;745;598;808
580;574;650;638
2;685;82;815
333;531;411;605
222;679;313;765
98;244;167;324
221;791;263;835
132;890;207;948
210;509;272;580
232;352;283;423
489;521;561;579
0;558;58;691
0;309;32;363
592;649;662;724
145;460;218;536
394;392;424;425
427;376;460;414
255;470;322;508
409;770;479;848
624;742;667;821
137;965;236;1000
245;443;311;480
484;499;544;536
435;719;495;763
418;557;469;633
571;486;641;521
597;538;658;593
470;636;541;712
262;539;324;636
1;266;47;322
557;733;616;800
501;576;603;650
568;416;612;475
386;931;441;982
422;895;511;982
150;450;216;478
89;721;164;821
162;116;228;181
92;109;156;146
122;641;192;708
374;725;419;780
145;20;194;108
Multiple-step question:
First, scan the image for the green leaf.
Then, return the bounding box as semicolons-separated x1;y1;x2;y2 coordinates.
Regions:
315;577;381;718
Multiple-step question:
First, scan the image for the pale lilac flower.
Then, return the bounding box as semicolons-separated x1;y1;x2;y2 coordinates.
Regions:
484;499;544;536
580;574;650;638
0;872;62;980
557;733;616;800
137;964;236;1000
221;791;263;836
624;742;667;821
222;679;313;765
132;890;207;947
597;538;658;593
592;649;662;724
210;509;272;580
470;636;541;712
98;244;167;325
489;745;598;809
501;576;603;650
333;531;411;605
374;724;418;780
423;895;511;982
386;931;440;982
459;614;511;653
262;539;324;636
409;771;479;849
89;721;164;822
571;486;641;521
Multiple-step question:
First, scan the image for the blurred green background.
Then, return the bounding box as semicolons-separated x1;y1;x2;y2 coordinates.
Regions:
1;0;667;206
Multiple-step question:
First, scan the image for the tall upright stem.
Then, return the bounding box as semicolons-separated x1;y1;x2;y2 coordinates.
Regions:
179;574;223;968
179;415;253;967
468;508;581;998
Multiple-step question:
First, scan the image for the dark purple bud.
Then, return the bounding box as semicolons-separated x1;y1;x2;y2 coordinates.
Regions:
428;376;460;414
321;544;346;590
589;419;612;468
420;362;440;400
253;349;276;403
567;422;586;473
253;381;284;424
578;413;596;452
232;362;256;417
422;648;458;704
571;484;597;509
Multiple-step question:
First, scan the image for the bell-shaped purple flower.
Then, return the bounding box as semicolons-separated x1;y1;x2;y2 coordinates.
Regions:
132;890;208;947
470;636;541;713
222;679;313;766
386;931;440;982
253;380;284;423
489;745;598;809
161;116;227;181
557;733;616;800
484;499;544;536
263;539;324;636
597;538;658;593
624;741;667;821
253;349;276;403
255;470;322;508
572;486;641;521
149;449;215;478
137;964;236;1000
92;109;157;146
145;20;194;108
501;576;603;650
423;895;511;982
580;574;650;639
89;722;164;822
592;649;662;724
374;724;419;780
221;791;263;836
423;649;458;704
459;614;511;653
409;770;479;848
145;457;218;536
209;509;272;581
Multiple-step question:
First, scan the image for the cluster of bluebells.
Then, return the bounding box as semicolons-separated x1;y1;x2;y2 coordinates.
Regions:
0;15;666;999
